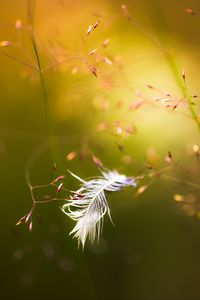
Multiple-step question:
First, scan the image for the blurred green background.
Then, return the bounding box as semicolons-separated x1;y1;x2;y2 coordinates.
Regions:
1;0;200;299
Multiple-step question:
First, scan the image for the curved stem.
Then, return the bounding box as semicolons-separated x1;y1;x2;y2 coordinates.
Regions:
184;81;200;132
166;51;200;132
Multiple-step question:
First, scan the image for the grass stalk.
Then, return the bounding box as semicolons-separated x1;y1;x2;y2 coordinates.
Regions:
150;0;200;134
27;0;50;133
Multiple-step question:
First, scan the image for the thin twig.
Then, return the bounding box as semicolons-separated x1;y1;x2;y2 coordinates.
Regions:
183;77;200;132
161;174;200;190
41;56;87;73
0;50;39;71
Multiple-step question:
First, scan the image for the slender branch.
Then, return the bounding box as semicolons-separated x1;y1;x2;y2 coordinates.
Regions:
165;51;200;132
0;50;38;71
41;56;87;73
161;174;200;190
35;198;68;204
183;78;200;132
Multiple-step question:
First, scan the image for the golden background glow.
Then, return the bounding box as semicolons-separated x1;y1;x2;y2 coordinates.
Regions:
1;1;200;299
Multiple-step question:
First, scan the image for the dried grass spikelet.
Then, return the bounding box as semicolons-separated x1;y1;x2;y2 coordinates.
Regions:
62;169;136;249
0;40;12;47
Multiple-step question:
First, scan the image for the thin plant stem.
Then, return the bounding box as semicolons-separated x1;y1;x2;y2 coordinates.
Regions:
27;0;50;133
41;56;87;73
161;174;200;190
0;50;38;71
183;78;200;132
164;46;200;132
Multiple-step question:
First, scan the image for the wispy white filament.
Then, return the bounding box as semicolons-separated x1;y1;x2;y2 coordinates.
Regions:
62;169;136;249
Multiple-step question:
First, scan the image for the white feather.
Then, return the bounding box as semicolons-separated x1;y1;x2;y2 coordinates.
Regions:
62;169;136;249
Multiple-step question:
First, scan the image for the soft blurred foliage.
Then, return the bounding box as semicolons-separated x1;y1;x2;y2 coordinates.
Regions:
1;0;200;299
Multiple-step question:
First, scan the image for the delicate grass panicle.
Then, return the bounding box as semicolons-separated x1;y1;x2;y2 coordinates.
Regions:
17;159;137;248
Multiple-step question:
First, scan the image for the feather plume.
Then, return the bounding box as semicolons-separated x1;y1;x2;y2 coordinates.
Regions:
62;169;136;249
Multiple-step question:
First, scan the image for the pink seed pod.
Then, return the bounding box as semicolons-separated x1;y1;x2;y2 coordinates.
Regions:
15;19;22;29
102;38;110;48
66;151;76;161
182;69;186;81
52;175;65;184
29;221;33;232
57;182;63;193
16;215;26;226
0;41;12;47
92;155;103;168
